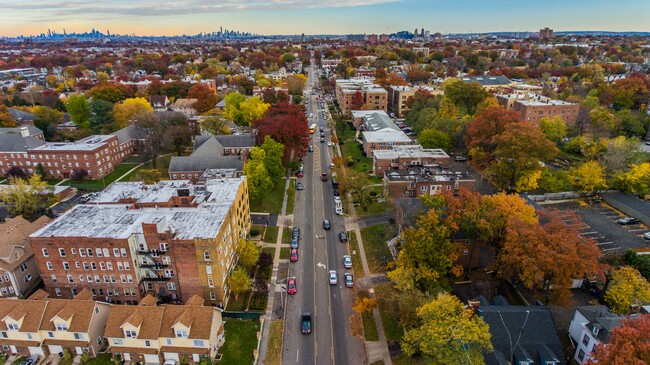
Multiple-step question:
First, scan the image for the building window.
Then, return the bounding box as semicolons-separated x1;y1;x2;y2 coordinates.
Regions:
166;338;172;345
113;249;120;257
160;243;168;252
7;323;19;331
59;248;66;257
42;248;49;257
165;270;174;278
55;323;68;331
63;262;70;270
125;330;137;338
19;263;27;272
167;282;176;291
582;333;590;346
578;349;586;361
48;331;54;338
204;252;211;261
210;292;216;300
51;275;57;283
208;279;214;288
206;266;212;275
113;338;123;345
120;248;127;257
144;340;151;347
67;275;74;283
74;333;84;340
175;330;188;338
193;340;205;347
47;262;53;270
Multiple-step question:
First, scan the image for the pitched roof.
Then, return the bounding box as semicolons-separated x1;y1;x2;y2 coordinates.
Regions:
214;135;256;148
159;305;216;340
173;99;198;108
110;124;147;145
7;108;35;122
105;306;164;339
0;215;51;271
139;295;158;306
0;134;46;152
576;305;628;343
41;299;99;332
185;295;205;306
0;299;48;332
168;155;243;173
0;125;41;136
461;75;512;86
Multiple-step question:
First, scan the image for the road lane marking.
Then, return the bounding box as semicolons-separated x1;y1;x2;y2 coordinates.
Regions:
596;241;613;245
296;350;299;363
602;247;621;252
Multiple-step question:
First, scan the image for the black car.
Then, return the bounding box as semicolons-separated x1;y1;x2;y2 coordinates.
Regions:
296;182;303;191
618;217;640;225
320;138;325;143
339;231;348;243
333;189;340;196
301;313;312;334
292;227;300;239
323;220;331;230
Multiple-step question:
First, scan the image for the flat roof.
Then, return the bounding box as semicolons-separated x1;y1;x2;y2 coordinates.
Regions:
385;165;471;182
362;130;412;143
373;146;450;160
31;135;114;152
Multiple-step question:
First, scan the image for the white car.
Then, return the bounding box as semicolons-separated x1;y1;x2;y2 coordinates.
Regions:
328;270;337;285
334;196;341;204
343;255;352;269
327;142;332;147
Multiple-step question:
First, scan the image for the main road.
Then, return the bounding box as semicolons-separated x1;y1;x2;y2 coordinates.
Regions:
281;58;364;365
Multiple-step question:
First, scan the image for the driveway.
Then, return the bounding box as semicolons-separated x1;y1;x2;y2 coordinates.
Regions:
251;213;279;227
51;194;84;217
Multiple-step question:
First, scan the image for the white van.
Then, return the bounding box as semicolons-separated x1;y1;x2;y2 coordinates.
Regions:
335;202;343;215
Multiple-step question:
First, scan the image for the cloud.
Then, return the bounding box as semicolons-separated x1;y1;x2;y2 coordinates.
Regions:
0;0;399;19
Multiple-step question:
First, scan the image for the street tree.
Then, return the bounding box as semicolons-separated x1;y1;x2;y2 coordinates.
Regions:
259;137;285;180
113;97;154;129
243;149;274;201
402;293;492;364
228;267;251;301
605;266;650;315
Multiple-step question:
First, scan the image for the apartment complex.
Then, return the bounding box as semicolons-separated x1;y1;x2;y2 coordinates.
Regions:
335;78;388;114
105;295;224;364
383;165;476;199
496;93;579;125
29;176;250;307
461;75;514;91
0;289;110;357
358;111;412;156
0;216;52;298
387;86;415;117
0;125;140;180
373;145;450;177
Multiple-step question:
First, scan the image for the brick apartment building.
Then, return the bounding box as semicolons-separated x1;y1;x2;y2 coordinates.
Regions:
387;85;415;117
373;145;450;177
383;165;476;199
496;93;579;125
335;78;388;115
0;125;140;180
29;176;250;307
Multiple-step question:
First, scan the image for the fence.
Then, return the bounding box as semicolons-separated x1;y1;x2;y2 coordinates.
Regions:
222;311;263;320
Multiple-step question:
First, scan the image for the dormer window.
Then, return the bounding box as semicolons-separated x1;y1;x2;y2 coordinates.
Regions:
55;323;68;331
592;327;600;336
125;330;137;338
7;323;19;331
175;329;188;338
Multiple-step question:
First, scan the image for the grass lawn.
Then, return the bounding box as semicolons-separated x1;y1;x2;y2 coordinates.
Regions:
391;354;429;365
219;320;261;365
226;292;251;311
250;225;265;239
10;357;24;365
45;179;62;185
286;179;296;215
280;247;290;260
341;140;373;174
66;162;136;192
357;290;379;341
122;154;173;182
348;233;365;278
335;120;356;142
360;224;397;274
261;247;276;257
357;187;392;217
250;177;286;214
81;354;113;365
374;283;404;342
263;225;279;243
281;227;292;244
123;154;147;163
265;320;284;365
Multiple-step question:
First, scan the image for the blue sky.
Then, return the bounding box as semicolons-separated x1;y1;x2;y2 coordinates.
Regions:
0;0;648;36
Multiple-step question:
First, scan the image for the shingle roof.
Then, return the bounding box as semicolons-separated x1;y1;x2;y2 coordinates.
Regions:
7;108;35;122
0;299;48;332
105;306;164;340
168;155;243;173
0;125;41;136
0;215;51;272
0;134;46;152
576;305;628;343
41;299;99;333
214;135;256;148
110;124;147;145
159;305;217;340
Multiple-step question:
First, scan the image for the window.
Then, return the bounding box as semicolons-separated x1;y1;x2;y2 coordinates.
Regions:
144;340;151;347
94;275;100;283
71;288;78;297
165;270;174;278
124;262;130;270
19;263;27;272
120;248;127;257
175;329;188;338
582;333;590;346
63;262;70;270
67;275;74;283
167;282;176;290
193;340;205;347
127;275;133;283
0;331;6;338
71;248;76;255
59;248;66;257
42;248;49;257
125;330;137;338
120;275;126;283
207;279;214;288
79;276;84;282
83;262;89;270
80;249;86;258
113;248;120;257
103;248;110;257
87;248;93;257
117;262;123;270
91;262;97;270
210;292;216;300
7;323;19;331
96;248;103;257
51;275;57;283
160;243;168;252
75;262;81;269
166;338;172;345
206;266;212;275
100;262;106;270
103;275;109;283
55;323;68;331
48;331;54;338
204;252;211;260
47;262;53;270
578;349;586;361
113;338;123;345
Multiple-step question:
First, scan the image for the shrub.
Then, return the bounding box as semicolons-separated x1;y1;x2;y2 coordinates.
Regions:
250;228;260;236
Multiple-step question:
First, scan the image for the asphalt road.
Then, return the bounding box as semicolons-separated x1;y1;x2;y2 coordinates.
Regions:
282;59;363;365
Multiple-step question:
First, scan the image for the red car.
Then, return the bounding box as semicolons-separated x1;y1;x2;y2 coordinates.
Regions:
290;249;299;262
297;171;303;178
287;278;297;295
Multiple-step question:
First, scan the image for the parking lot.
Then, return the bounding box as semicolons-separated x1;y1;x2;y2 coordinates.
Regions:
551;201;650;256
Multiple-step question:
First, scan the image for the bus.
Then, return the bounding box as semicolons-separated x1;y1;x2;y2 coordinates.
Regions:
309;123;317;134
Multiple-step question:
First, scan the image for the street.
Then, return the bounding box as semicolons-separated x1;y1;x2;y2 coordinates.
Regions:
281;58;364;365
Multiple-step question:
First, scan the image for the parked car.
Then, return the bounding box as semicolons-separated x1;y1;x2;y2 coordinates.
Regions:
296;182;303;191
163;360;177;365
328;270;338;285
333;189;340;196
334;196;341;204
321;172;328;181
339;231;348;242
644;232;650;240
327;142;333;146
343;255;352;269
290;249;299;262
297;171;303;178
291;237;299;249
292;227;300;239
287;278;297;295
320;126;323;132
344;273;354;288
454;155;467;162
323;220;331;230
618;217;640;225
320;138;325;143
20;356;39;365
308;145;314;152
301;313;312;334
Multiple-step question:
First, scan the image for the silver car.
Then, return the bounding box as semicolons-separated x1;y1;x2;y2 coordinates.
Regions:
343;255;353;269
328;270;337;285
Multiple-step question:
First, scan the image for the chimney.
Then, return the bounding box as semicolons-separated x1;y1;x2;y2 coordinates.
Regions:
467;299;481;314
20;127;30;138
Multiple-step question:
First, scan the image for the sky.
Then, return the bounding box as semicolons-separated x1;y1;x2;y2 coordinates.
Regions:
0;0;649;37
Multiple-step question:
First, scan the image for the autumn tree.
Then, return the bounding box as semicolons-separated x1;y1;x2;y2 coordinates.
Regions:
135;169;163;184
586;314;650;365
66;94;91;128
419;128;451;150
402;293;492;364
89;83;130;103
32;106;63;139
590;106;616;139
200;109;231;135
539;115;567;143
256;103;310;158
237;239;261;269
351;91;364;110
614;162;650;195
465;106;522;167
601;136;647;175
476;193;538;247
223;92;269;126
187;83;218;114
0;104;18;127
259;136;285;180
605;266;650;315
498;212;603;306
243;148;274;202
568;160;608;195
337;169;372;212
352;296;378;314
443;78;489;115
113;97;154;129
228;267;251;301
134;111;166;168
0;175;55;221
286;74;308;96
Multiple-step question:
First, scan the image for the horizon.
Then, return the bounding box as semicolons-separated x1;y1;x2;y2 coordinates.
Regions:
1;0;649;37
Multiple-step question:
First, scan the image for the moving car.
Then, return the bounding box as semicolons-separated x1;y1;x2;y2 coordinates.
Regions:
290;249;299;262
618;217;640;225
339;231;348;243
296;182;303;191
343;255;352;269
320;138;325;143
323;220;331;230
321;172;328;181
327;142;333;146
301;313;312;334
344;273;354;288
291;237;299;249
292;227;300;239
308;145;314;152
287;278;297;295
328;270;337;285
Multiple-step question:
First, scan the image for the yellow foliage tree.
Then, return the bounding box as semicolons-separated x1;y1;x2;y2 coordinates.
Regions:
568;160;608;195
112;97;153;129
605;267;650;315
615;162;650;194
240;96;269;126
352;297;378;314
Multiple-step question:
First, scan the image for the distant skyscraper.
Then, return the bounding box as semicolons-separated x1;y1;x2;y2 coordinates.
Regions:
414;28;419;37
421;28;425;36
539;27;553;39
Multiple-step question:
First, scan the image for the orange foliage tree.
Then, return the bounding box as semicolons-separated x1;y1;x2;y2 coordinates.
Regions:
586;314;650;365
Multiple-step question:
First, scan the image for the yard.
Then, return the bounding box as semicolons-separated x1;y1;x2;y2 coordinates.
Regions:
121;154;173;181
348;233;365;279
81;354;113;365
265;320;284;365
262;225;279;243
66;162;137;192
357;290;379;341
357;186;392;217
286;178;296;215
219;320;261;365
281;227;292;244
360;224;397;274
374;283;405;342
250;177;286;214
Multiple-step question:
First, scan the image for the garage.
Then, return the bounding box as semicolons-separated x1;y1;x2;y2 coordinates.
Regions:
48;345;64;355
144;354;160;364
28;347;45;356
163;353;179;362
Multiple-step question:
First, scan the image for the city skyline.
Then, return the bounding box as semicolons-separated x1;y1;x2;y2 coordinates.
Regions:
1;0;649;37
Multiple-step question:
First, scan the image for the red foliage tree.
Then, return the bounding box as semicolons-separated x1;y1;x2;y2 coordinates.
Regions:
351;90;364;110
465;106;523;167
586;314;650;365
255;102;310;159
187;83;218;114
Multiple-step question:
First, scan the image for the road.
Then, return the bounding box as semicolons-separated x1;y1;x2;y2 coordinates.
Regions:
282;57;364;365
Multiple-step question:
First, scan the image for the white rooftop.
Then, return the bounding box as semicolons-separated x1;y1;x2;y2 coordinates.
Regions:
373;145;450;160
31;135;114;151
362;130;412;143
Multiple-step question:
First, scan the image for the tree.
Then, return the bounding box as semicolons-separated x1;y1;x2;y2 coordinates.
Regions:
539;116;567;143
256;103;310;158
568;160;608;195
352;297;378;314
66;94;90;128
200;109;231;135
244;148;274;201
223;92;246;125
237;239;261;269
590;107;616;139
164;124;192;156
239;96;270;126
134;111;166;169
351;91;364;110
615;162;650;195
187;83;218;114
113;97;154;129
259;137;285;180
0;104;17;127
136;169;163;184
71;169;88;180
605;266;650;315
443;79;489;115
5;166;27;179
89;99;114;133
256;252;273;271
601;136;647;175
32;106;63;139
0;175;55;221
437;97;459;119
228;267;251;301
465;107;522;167
476;193;538;247
419;128;451;150
402;293;492;364
586;314;650;365
89;83;129;103
286;74;307;96
338;169;372;212
498;212;603;306
35;163;46;179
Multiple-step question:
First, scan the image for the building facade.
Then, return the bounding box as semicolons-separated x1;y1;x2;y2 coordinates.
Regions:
496;93;579;125
335;78;388;115
383;166;476;199
372;146;450;177
387;86;415;117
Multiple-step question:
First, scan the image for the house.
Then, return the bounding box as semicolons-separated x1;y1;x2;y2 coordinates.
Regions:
478;301;565;365
149;95;171;112
383;165;476;199
568;305;630;364
105;295;224;364
0;288;110;358
372;145;450;177
172;99;199;117
0;216;52;298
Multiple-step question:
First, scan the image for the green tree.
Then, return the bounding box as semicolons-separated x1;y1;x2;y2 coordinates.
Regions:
568;160;608;195
402;293;492;364
200;109;231;135
89;99;114;133
228;267;251;301
32;106;64;139
237;239;261;269
259;137;285;180
223;92;247;125
539;116;567;143
443;79;489;115
0;175;55;221
605;266;650;315
418;128;451;150
337;169;372;212
601;136;647;175
66;94;91;129
590;107;616;139
244;148;274;201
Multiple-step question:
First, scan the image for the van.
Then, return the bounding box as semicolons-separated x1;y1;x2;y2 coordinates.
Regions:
335;202;343;215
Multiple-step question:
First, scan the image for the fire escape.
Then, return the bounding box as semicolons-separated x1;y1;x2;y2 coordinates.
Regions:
136;248;171;282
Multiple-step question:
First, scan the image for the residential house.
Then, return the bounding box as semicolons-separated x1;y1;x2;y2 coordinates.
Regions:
568;305;630;364
149;96;171;112
0;216;52;298
383;165;476;199
172;99;199;117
